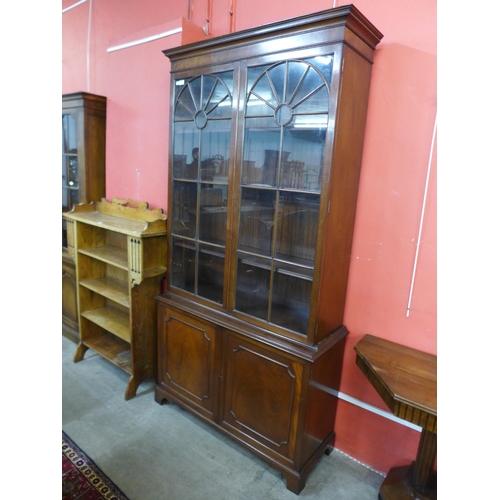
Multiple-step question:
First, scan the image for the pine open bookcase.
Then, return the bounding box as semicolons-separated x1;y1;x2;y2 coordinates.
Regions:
64;197;168;400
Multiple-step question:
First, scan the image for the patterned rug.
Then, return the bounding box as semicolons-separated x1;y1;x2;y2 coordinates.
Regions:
62;431;130;500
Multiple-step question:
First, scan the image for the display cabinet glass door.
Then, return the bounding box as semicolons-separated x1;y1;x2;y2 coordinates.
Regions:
170;71;233;305
235;58;333;335
62;113;78;248
62;113;79;211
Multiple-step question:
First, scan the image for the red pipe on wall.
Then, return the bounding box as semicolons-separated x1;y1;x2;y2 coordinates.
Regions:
229;0;236;33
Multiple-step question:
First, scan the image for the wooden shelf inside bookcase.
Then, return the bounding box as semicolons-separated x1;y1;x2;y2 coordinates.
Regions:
81;306;131;342
85;333;132;373
80;277;130;308
79;246;128;269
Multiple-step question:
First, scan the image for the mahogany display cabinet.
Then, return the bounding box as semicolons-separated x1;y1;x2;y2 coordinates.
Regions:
62;92;107;343
155;5;383;494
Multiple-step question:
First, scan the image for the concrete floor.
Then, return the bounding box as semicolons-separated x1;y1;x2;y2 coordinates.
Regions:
62;335;384;500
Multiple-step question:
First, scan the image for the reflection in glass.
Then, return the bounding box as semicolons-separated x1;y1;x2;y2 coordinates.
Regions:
306;56;334;85
246;60;329;118
242;118;280;186
199;184;227;246
62;188;79;212
68;157;79;186
235;253;270;321
238;188;276;257
172;181;197;239
275;192;319;266
281;115;326;192
271;265;313;334
173;122;199;180
62;114;77;153
62;218;68;248
62;114;79;212
200;119;231;183
198;243;225;304
171;237;196;293
175;73;233;122
244;60;329;194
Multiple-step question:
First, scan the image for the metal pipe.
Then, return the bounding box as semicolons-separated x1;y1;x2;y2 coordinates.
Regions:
406;114;437;317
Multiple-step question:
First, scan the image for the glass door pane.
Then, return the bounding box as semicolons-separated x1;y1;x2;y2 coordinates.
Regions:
275;191;319;266
235;253;271;321
238;187;275;256
170;71;233;304
235;58;331;334
171;237;196;293
198;243;225;304
271;263;313;335
62;114;78;211
62;113;78;250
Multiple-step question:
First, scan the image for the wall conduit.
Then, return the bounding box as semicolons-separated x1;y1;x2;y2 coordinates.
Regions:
62;0;87;14
107;28;183;53
406;113;437;317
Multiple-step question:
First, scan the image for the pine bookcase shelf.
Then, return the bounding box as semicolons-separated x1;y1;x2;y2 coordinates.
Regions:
79;277;130;307
64;197;167;400
81;307;131;342
78;246;128;270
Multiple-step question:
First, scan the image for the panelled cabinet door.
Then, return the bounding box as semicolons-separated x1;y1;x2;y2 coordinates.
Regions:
221;332;304;462
158;306;221;420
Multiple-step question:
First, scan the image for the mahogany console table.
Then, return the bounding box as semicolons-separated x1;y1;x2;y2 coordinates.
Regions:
354;334;437;500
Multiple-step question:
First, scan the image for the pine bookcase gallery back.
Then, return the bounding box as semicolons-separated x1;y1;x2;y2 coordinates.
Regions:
64;198;167;400
155;6;383;494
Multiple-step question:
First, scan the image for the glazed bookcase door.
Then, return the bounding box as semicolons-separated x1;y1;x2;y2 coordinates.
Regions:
62;111;80;214
170;71;234;307
234;57;334;337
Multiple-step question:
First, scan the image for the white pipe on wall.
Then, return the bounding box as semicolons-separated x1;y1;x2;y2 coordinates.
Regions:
311;381;422;432
334;390;422;432
406;114;437;317
107;28;183;53
62;0;87;14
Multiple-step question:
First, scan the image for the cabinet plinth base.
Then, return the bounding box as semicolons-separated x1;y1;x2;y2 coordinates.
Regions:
154;384;333;496
379;464;436;500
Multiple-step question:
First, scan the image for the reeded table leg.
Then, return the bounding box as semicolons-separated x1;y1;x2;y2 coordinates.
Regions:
379;429;437;500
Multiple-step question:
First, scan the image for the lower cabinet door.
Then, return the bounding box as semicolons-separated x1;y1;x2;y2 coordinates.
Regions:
221;332;304;462
158;306;220;420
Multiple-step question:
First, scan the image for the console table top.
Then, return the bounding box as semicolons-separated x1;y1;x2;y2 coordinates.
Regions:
354;334;437;432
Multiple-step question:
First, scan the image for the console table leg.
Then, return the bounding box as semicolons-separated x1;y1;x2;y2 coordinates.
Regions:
412;429;437;493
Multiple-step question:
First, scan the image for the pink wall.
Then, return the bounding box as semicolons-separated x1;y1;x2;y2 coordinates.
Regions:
62;0;436;475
